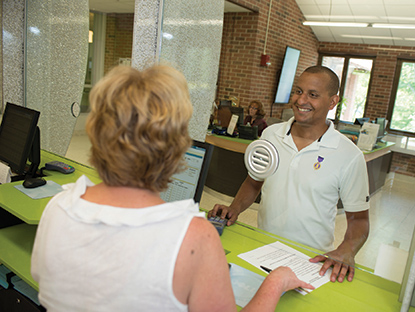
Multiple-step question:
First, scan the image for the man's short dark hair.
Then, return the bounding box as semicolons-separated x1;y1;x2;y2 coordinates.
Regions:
304;65;340;96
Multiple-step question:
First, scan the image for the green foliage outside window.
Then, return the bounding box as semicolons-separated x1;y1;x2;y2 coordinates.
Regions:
391;62;415;133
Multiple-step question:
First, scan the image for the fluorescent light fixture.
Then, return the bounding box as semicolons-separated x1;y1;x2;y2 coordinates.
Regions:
303;21;368;27
89;30;93;43
342;34;402;40
372;23;415;29
380;16;415;22
305;15;377;21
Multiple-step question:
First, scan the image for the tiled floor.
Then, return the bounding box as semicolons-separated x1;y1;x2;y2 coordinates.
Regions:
66;129;415;281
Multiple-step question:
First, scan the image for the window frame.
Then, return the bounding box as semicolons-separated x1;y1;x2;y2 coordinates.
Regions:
318;53;375;123
387;59;415;138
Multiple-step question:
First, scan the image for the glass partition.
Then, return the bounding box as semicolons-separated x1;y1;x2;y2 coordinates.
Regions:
159;0;224;142
25;0;89;156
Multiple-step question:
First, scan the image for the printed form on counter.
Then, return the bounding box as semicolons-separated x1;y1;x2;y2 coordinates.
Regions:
238;241;331;295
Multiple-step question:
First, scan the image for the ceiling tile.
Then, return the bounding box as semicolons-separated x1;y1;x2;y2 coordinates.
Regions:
384;5;415;18
298;4;324;16
297;0;415;46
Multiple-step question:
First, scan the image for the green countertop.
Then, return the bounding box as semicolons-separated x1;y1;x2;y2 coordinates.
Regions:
0;150;410;311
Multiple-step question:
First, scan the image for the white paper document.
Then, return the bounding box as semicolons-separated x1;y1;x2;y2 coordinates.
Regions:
357;122;379;151
0;162;11;184
238;241;331;295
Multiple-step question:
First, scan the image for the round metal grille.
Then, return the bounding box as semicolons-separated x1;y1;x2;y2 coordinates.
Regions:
244;139;279;180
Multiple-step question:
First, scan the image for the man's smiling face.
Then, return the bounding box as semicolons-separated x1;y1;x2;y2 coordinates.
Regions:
291;72;339;128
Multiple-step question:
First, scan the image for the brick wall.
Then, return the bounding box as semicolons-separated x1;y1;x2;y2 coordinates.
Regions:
104;13;134;74
217;0;319;119
319;42;415;177
217;2;415;177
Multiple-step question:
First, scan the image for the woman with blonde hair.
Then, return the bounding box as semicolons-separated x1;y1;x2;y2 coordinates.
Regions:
32;65;312;311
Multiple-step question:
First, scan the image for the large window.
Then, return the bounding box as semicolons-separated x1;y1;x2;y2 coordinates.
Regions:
321;56;374;123
387;60;415;137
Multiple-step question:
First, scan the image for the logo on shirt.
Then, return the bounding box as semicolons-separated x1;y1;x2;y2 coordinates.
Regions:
314;156;324;170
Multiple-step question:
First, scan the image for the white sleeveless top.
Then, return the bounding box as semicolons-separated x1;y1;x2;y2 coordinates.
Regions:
31;175;204;312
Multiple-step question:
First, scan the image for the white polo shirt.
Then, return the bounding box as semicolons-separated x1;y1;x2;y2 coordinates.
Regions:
254;118;370;252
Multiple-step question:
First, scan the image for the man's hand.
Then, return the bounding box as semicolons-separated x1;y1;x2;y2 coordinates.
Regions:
207;204;239;226
309;249;355;283
207;176;263;227
310;210;369;283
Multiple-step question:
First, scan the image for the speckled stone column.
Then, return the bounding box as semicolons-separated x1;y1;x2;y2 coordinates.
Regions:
132;0;224;142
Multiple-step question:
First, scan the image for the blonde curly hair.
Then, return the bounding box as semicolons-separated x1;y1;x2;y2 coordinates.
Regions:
86;65;193;192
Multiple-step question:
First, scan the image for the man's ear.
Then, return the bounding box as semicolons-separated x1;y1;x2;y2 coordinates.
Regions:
329;95;340;110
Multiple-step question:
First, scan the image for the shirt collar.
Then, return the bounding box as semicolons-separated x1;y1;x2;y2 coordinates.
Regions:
277;117;339;149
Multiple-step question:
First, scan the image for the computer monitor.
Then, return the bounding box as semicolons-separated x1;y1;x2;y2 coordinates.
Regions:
238;125;258;140
0;103;41;181
375;117;386;141
354;117;370;125
230;106;244;127
160;140;213;203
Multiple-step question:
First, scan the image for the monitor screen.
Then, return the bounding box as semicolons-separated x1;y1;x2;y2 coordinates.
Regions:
160;140;213;203
376;117;386;139
230;106;244;126
0;103;40;176
354;117;370;125
274;46;301;104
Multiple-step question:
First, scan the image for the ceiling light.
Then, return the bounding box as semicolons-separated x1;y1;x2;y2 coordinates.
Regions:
342;34;402;40
303;21;368;28
372;23;415;29
305;15;377;21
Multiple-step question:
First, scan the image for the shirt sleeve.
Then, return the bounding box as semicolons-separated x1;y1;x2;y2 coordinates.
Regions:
339;152;370;212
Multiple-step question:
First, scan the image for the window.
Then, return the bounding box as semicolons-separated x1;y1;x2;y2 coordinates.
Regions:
321;56;374;123
387;60;415;137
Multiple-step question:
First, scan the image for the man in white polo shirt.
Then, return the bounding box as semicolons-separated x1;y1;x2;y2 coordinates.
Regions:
209;65;370;283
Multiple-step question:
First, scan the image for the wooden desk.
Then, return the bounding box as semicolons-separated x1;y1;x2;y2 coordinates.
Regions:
205;134;255;199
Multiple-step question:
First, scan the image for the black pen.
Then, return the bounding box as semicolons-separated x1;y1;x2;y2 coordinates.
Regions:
260;265;272;273
260;265;310;294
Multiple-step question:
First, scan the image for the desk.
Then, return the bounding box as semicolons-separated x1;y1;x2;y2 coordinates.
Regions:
0;150;100;291
221;221;413;311
205;134;255;199
0;151;410;311
205;134;394;198
364;142;394;195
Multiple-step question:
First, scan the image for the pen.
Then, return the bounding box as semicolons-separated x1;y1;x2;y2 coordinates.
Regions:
260;265;310;294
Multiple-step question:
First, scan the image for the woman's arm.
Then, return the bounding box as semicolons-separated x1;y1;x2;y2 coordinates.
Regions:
174;217;313;312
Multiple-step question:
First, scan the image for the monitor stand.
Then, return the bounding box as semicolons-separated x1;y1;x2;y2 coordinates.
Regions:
10;174;26;182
